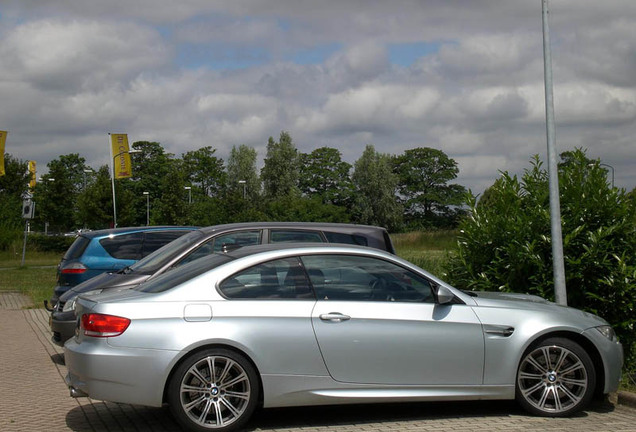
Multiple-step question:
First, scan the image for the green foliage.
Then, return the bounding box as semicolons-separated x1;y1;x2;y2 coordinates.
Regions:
261;131;300;199
446;149;636;363
226;144;260;200
393;147;467;229
352;145;402;231
0;154;29;248
299;147;353;207
27;234;75;253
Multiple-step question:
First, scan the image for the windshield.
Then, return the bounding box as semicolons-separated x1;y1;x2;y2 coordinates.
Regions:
128;230;205;274
137;253;235;293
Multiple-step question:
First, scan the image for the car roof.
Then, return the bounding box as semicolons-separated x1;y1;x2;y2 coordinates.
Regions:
195;222;388;235
80;226;197;239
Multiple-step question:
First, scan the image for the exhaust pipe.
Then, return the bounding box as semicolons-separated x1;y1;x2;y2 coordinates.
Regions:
69;386;88;398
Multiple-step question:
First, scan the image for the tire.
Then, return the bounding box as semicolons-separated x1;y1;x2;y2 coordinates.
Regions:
167;348;260;432
516;337;596;417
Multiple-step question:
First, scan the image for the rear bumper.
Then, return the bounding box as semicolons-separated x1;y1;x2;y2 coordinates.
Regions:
64;338;177;407
50;310;76;347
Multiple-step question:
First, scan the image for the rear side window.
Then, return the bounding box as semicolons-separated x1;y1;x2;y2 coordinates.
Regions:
142;231;189;256
213;230;260;253
270;230;324;243
323;231;369;247
218;257;313;300
99;233;143;260
63;236;91;260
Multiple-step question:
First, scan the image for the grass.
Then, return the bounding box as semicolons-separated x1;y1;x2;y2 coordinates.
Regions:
392;230;457;278
0;250;60;308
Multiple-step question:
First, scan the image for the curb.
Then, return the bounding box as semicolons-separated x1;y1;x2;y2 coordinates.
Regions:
618;391;636;409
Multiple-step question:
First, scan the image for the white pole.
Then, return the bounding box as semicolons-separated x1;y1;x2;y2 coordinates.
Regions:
542;0;567;305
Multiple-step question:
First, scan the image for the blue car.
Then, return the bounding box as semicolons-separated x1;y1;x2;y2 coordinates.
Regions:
46;226;196;309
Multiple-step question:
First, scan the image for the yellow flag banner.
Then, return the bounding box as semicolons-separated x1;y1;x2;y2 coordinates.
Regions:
110;133;132;179
28;160;37;189
0;130;7;177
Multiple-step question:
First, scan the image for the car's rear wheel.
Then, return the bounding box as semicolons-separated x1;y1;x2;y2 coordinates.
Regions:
168;348;259;431
516;337;596;417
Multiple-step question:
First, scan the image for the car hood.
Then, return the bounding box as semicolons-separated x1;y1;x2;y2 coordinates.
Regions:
60;271;151;301
466;290;609;326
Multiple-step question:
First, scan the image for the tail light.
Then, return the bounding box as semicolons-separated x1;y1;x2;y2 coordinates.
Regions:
61;263;87;274
81;313;130;337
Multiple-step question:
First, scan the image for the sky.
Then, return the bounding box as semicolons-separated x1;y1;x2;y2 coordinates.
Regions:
1;0;635;195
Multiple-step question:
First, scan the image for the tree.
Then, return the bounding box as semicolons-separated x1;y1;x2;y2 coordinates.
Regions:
32;154;89;232
226;145;260;201
299;147;353;207
77;165;116;229
351;145;402;231
446;149;636;363
0;154;29;248
393;147;466;228
182;146;226;198
261;131;300;200
152;159;190;225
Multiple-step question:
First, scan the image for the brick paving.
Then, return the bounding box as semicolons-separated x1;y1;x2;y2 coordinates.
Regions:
1;291;635;432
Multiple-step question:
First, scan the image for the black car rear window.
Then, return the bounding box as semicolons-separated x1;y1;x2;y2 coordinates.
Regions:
99;233;144;260
323;231;369;247
63;236;91;260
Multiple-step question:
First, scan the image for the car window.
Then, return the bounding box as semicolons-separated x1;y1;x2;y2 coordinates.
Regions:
301;254;434;303
213;230;261;253
129;230;204;273
99;233;144;260
141;231;189;256
63;235;91;260
218;257;313;300
323;231;369;247
174;240;215;267
270;230;324;243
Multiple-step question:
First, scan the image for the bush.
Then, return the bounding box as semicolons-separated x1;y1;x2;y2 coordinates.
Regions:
27;234;75;253
445;150;636;365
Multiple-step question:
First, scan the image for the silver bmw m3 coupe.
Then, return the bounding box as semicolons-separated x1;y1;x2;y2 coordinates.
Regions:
64;243;623;432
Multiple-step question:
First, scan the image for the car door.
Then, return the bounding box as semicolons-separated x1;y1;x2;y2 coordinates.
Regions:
303;254;485;386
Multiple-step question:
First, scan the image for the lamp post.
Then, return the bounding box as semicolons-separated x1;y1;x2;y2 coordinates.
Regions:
143;192;150;226
184;186;192;204
82;169;94;191
111;149;140;228
238;180;246;199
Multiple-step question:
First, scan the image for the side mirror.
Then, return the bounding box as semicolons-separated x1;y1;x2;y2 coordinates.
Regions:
436;285;455;305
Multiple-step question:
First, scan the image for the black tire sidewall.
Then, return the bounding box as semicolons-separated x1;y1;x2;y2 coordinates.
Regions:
515;337;596;417
167;348;260;432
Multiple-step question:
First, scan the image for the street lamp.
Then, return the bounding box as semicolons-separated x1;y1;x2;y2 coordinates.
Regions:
143;192;150;226
184;186;192;204
82;169;94;191
111;149;140;228
238;180;246;199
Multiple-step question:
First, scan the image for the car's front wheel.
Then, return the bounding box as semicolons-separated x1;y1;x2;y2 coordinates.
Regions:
167;348;260;431
516;337;596;417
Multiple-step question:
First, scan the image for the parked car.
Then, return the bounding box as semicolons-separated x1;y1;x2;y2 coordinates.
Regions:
65;243;623;432
50;222;394;345
45;226;196;310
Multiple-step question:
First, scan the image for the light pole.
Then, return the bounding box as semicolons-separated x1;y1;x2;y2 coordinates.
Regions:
238;180;246;199
82;169;94;191
111;149;140;228
143;192;150;226
184;186;192;204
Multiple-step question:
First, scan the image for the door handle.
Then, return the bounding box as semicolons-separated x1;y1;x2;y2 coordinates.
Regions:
319;313;351;322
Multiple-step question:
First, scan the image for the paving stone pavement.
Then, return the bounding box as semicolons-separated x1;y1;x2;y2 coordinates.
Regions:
1;291;635;432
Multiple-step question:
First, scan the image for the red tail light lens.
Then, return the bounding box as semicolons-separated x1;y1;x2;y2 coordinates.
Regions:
61;263;87;274
81;313;130;337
